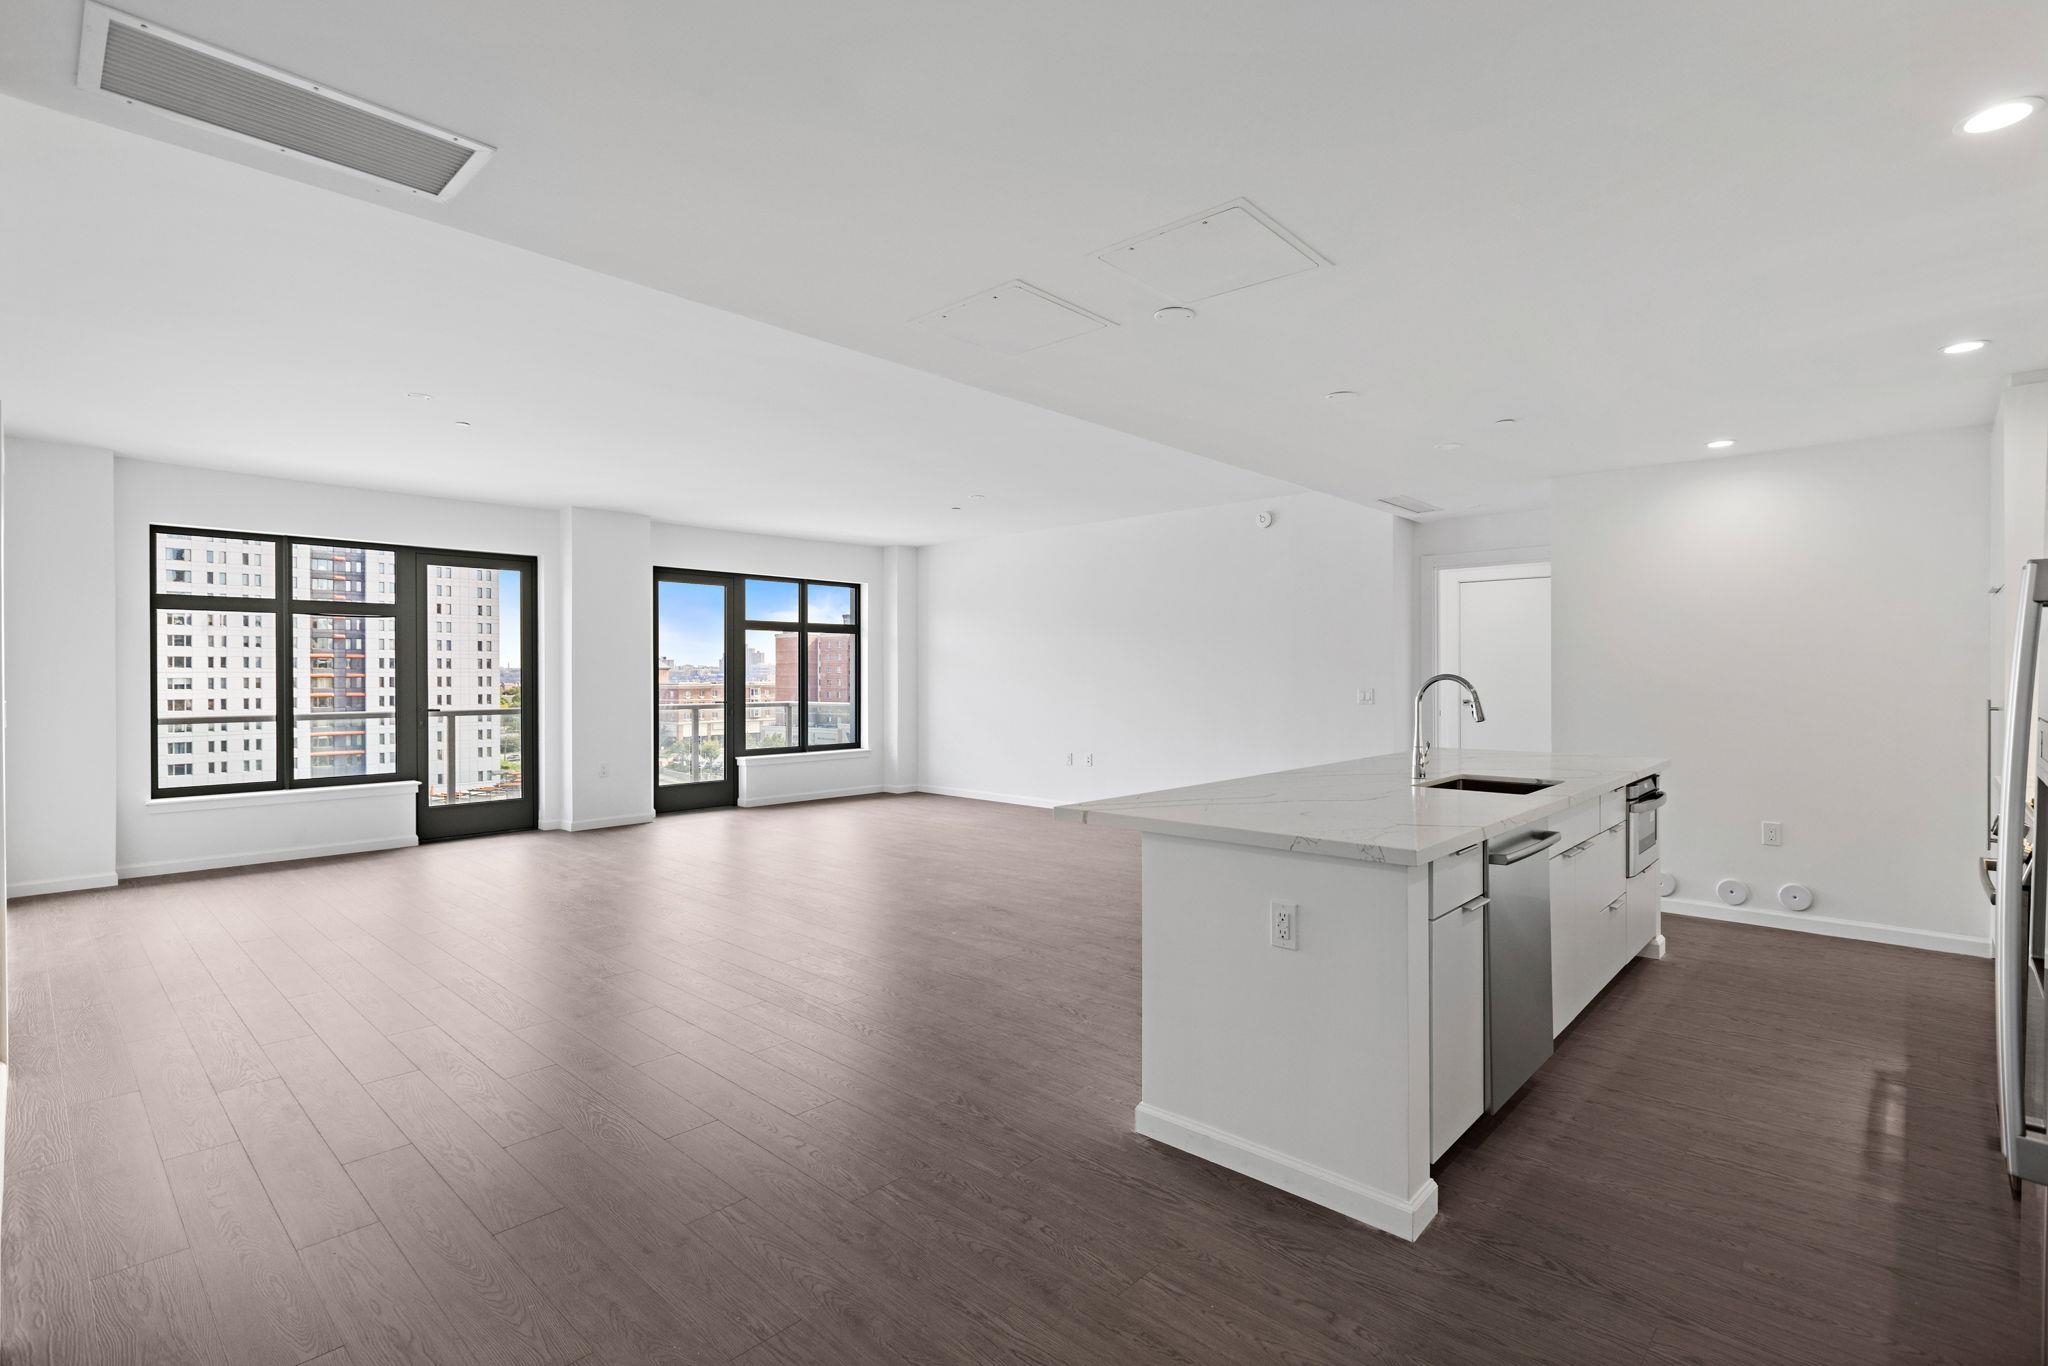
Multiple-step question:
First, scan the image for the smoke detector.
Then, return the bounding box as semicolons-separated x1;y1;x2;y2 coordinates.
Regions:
77;4;493;199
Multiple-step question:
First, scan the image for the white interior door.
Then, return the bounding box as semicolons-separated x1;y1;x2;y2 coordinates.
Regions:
1437;562;1551;752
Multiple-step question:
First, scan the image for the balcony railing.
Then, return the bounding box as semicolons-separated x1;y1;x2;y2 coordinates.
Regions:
658;699;854;784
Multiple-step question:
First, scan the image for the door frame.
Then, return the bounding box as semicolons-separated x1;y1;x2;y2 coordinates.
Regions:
654;568;742;813
1429;558;1550;749
412;549;540;841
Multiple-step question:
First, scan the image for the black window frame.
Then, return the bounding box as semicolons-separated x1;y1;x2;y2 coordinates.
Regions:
738;574;861;756
722;573;861;757
147;524;536;803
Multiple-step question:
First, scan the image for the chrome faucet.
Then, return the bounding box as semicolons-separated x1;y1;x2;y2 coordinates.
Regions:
1412;673;1486;782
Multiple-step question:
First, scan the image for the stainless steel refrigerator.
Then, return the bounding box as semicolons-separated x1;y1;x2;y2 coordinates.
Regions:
1993;558;2048;1362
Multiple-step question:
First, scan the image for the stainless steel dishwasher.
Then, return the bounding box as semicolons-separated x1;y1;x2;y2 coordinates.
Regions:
1486;828;1561;1111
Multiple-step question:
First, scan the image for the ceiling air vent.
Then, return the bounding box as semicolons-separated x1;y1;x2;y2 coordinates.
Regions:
913;281;1113;355
1377;495;1443;517
76;3;492;199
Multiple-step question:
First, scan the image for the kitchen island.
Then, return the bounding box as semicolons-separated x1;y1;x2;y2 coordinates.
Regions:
1055;749;1666;1240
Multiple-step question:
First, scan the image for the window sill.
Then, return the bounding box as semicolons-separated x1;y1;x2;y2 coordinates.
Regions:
146;780;420;811
736;748;872;768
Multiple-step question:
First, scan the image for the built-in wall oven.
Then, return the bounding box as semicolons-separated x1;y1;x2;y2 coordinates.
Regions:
1626;776;1664;877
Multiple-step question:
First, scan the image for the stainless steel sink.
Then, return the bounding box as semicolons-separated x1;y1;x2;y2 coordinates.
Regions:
1419;775;1560;795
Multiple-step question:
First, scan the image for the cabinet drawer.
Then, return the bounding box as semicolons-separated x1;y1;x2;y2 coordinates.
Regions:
1599;788;1626;833
1430;845;1484;918
1548;799;1601;851
1584;826;1625;914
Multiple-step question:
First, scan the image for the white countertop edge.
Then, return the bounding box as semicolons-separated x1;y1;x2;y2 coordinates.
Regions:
1053;752;1666;867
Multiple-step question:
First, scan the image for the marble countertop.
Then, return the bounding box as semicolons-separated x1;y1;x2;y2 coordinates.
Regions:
1053;749;1666;866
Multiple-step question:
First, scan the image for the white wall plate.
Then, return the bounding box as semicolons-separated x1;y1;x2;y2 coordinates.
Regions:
1715;878;1749;907
1778;882;1814;912
1657;871;1677;897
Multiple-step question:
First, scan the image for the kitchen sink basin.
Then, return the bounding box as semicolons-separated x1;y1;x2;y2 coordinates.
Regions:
1419;775;1560;795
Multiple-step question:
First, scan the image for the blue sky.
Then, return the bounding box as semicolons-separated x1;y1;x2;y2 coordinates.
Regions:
499;569;522;667
658;580;724;668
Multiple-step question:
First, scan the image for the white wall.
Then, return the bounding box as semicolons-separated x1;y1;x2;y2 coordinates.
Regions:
561;508;653;830
3;441;117;894
919;492;1409;807
1554;428;1993;954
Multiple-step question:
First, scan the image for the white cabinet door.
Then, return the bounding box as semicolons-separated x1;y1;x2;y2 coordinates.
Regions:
1597;893;1629;983
1625;866;1660;956
1429;898;1486;1161
1550;826;1628;1034
1549;845;1590;1035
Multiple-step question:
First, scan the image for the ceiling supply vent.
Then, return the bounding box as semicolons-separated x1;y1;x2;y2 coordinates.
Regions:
913;280;1114;355
76;3;492;199
1377;494;1442;517
1095;199;1330;303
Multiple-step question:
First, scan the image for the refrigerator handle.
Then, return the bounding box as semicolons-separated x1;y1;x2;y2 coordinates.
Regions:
1996;560;2045;1189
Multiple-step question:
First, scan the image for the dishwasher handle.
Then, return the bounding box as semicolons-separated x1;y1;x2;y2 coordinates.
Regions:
1628;791;1667;812
1488;831;1561;866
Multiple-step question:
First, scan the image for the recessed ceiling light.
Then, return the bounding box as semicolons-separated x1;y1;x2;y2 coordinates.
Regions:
949;505;963;511
406;391;432;400
453;420;472;428
1705;438;1736;449
1493;417;1518;426
1325;389;1360;400
1961;98;2042;134
1152;306;1196;322
1942;339;1989;355
1434;442;1463;452
969;493;987;501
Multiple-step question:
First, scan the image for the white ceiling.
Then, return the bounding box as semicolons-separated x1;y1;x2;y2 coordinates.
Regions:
0;97;1292;544
3;1;2045;533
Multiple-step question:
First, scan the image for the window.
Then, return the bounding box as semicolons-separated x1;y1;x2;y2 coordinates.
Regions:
739;576;859;754
151;530;409;796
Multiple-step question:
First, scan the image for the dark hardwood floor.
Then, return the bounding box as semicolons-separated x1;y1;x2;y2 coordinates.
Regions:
2;793;2037;1364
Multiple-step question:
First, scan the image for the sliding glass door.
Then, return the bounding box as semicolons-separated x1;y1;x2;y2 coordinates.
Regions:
655;571;740;811
416;552;537;840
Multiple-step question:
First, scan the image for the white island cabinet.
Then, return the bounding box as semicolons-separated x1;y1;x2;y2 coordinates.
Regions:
1057;749;1666;1242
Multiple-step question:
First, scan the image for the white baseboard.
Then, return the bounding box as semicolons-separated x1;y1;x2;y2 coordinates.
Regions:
5;870;120;900
561;812;655;832
916;784;1057;809
1661;897;1990;958
117;835;418;881
739;785;882;808
883;784;918;795
1133;1102;1437;1242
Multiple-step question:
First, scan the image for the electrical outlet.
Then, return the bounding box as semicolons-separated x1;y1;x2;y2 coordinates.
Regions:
1270;901;1299;951
1086;753;1094;767
1358;687;1376;705
1065;752;1073;766
598;763;609;780
1761;821;1782;847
